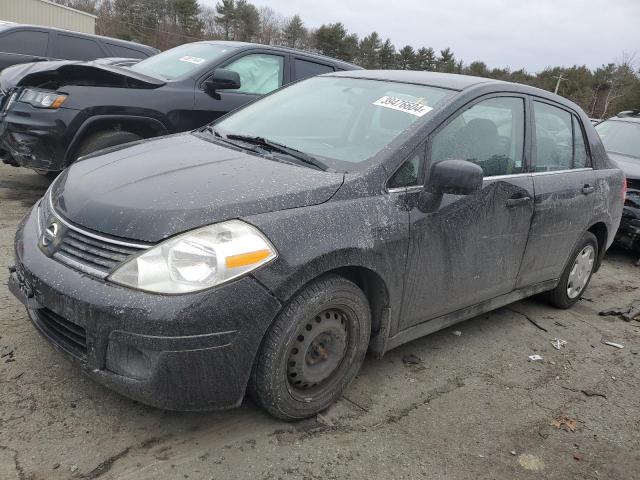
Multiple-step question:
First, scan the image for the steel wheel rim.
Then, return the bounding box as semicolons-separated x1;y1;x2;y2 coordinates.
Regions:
567;244;595;299
286;308;349;394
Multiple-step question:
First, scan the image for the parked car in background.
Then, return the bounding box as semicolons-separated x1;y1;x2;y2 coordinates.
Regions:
0;40;360;176
595;110;640;253
9;71;623;419
0;23;158;71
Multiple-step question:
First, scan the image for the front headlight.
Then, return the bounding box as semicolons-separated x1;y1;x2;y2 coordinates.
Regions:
108;220;277;294
19;88;67;109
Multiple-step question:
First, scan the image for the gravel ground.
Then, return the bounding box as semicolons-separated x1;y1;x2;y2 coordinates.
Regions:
1;162;639;480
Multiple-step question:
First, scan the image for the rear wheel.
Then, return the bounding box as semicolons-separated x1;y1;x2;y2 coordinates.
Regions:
74;130;142;161
250;275;371;420
545;231;598;309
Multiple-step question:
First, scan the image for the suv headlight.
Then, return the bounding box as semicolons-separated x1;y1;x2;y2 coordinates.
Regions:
19;88;67;109
108;220;277;294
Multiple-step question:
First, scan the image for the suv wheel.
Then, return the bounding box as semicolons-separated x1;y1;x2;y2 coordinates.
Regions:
250;275;371;420
75;130;142;161
545;231;598;309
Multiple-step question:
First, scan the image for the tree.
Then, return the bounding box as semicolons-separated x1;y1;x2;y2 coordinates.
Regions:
215;0;235;40
437;47;455;73
233;0;260;42
466;61;489;77
282;14;305;48
396;45;415;70
412;47;436;71
258;6;282;45
314;23;357;62
378;39;396;69
358;32;382;69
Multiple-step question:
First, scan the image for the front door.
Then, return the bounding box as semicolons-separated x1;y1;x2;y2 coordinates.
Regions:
192;51;288;128
400;95;534;329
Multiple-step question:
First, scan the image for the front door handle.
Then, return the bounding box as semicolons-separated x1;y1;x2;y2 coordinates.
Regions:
506;196;531;207
582;184;595;195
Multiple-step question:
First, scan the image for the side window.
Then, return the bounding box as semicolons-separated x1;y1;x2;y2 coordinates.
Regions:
294;58;334;81
573;116;589;168
533;101;575;171
431;97;525;176
388;153;421;188
223;54;284;95
106;43;148;59
53;34;104;61
0;30;48;56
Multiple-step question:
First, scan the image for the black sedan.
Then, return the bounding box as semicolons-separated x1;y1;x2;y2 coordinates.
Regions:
9;71;624;419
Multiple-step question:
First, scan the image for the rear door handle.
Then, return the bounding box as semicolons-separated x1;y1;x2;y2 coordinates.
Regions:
582;184;595;195
506;196;531;207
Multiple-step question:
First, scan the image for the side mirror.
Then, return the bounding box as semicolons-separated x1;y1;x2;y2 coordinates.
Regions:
204;69;241;96
427;159;484;195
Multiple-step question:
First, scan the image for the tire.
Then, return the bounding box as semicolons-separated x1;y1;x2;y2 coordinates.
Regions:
250;275;371;420
74;130;142;161
545;231;598;309
34;169;59;180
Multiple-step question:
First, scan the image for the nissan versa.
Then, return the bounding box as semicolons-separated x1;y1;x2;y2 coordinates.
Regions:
9;71;624;420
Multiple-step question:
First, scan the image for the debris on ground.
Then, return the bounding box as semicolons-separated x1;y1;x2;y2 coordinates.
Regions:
316;413;335;428
551;338;567;350
517;454;545;471
602;340;624;349
510;450;517;456
552;415;579;432
401;354;422;366
599;302;640;322
581;389;607;399
573;452;582;461
528;355;544;362
452;330;462;336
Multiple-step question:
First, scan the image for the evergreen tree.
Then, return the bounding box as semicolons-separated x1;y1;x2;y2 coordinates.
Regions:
358;32;382;69
283;15;305;48
437;47;455;73
215;0;235;40
396;45;415;70
378;38;396;69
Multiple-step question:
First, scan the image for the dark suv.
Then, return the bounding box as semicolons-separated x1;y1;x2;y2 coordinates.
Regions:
0;23;158;70
0;40;359;175
595;110;640;254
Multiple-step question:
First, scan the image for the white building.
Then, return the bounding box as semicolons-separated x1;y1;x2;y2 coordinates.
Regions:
0;0;96;34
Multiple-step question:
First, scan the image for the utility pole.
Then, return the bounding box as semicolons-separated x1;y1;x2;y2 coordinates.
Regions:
552;73;566;95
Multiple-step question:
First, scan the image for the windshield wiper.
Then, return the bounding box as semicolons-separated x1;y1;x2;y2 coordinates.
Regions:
226;134;328;171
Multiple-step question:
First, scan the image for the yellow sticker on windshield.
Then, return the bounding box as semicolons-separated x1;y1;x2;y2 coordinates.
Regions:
373;96;433;117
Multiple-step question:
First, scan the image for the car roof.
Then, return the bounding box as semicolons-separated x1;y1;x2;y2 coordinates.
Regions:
199;40;361;70
326;70;591;110
1;23;158;53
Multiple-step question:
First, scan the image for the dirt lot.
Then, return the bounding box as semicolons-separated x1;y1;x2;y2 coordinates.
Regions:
1;162;639;480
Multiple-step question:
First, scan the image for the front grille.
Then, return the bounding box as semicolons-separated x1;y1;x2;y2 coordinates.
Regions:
33;308;87;358
38;191;149;278
55;229;143;277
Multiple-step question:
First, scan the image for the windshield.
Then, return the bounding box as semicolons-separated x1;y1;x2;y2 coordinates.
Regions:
595;119;640;159
129;43;237;80
214;76;453;169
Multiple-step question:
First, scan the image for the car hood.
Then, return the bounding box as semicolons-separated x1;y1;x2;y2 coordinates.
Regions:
608;152;640;180
50;133;344;243
0;59;164;91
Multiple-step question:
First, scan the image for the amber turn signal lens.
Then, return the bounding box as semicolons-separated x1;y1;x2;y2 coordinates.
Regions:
226;249;272;269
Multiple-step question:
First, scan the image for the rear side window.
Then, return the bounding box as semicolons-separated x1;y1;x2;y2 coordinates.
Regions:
53;34;104;61
223;53;284;95
0;30;48;56
106;43;148;59
431;96;525;176
294;58;334;81
533;102;590;170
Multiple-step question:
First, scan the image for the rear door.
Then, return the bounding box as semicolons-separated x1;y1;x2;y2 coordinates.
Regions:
192;50;289;127
516;98;595;287
0;28;50;70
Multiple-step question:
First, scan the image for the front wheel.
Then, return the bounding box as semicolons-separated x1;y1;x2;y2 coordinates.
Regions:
250;275;371;420
545;231;598;309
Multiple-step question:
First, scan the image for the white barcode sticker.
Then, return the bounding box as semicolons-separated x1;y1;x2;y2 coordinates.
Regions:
373;96;433;117
179;56;206;65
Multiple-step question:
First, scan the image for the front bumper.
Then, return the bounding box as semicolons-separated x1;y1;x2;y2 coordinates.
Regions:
9;207;282;410
0;98;77;172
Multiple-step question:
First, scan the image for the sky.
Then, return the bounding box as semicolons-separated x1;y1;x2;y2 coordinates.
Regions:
200;0;640;73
